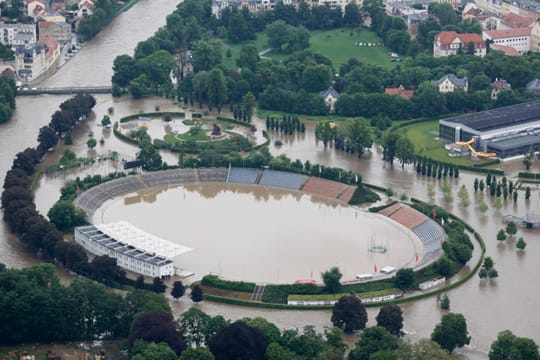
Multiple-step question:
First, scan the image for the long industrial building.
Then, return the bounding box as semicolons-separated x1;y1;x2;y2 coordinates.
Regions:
439;100;540;158
74;222;192;277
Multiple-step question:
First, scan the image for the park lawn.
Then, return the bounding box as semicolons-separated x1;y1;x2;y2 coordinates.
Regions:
222;28;395;70
308;28;395;69
399;121;493;166
221;33;270;69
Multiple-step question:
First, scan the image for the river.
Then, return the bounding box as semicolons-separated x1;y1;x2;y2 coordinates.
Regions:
1;0;540;357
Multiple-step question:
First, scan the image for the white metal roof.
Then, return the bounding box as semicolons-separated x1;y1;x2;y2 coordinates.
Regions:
96;221;192;259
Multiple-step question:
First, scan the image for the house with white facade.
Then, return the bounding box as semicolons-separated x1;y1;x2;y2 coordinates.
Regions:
77;0;94;17
483;28;531;53
431;74;469;93
531;20;540;52
320;87;340;112
433;31;487;57
491;78;511;99
14;37;60;82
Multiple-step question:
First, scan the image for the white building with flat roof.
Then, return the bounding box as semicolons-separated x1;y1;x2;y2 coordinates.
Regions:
75;222;192;277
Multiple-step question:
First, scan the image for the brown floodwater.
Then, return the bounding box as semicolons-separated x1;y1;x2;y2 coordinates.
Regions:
1;0;540;357
93;182;423;284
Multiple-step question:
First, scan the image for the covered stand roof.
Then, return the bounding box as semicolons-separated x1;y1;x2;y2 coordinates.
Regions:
96;221;192;259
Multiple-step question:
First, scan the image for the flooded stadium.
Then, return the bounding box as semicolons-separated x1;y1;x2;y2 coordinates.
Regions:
91;176;429;284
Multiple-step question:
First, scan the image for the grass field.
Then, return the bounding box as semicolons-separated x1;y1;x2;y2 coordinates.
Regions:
399;121;494;166
221;28;395;70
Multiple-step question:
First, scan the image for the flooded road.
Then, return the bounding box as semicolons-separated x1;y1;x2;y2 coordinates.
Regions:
1;0;540;356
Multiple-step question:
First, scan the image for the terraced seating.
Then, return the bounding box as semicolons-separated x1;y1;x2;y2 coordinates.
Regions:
337;186;357;203
228;168;261;184
199;167;227;182
258;170;308;191
75;187;112;215
302;177;349;200
412;219;445;266
99;176;143;196
139;169;197;187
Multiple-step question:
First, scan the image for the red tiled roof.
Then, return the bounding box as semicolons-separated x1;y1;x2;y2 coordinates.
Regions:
502;13;535;28
491;44;522;56
38;21;54;29
492;78;511;89
485;28;531;39
385;85;414;99
435;31;486;49
302;177;349;200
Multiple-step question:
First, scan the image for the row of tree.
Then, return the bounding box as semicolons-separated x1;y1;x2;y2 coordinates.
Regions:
0;77;17;124
0;94;135;287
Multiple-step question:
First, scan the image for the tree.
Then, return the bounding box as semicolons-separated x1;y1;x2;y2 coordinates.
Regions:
180;307;211;347
37;126;59;155
151;277;166;293
497;229;507;242
483;257;494;270
179;348;216;360
383;133;400;165
137;140;163;171
396;339;456;359
209;321;267;360
516;237;527;251
47;200;87;232
131;341;177;360
315;122;336;147
171;281;185;300
243;317;281;345
191;284;204;303
266;20;290;53
241;92;256;121
344;2;362;26
348;326;399;360
394;268;415;290
101;115;111;127
236;43;259;72
376;305;403;337
525;186;531;200
505;222;517;237
128;312;186;355
192;40;222;72
395;136;415;168
322;266;342;293
331;295;367;334
431;313;471;353
207;68;228;113
489;330;540;360
345;118;372;157
439;294;450;310
300;64;332;92
86;137;97;149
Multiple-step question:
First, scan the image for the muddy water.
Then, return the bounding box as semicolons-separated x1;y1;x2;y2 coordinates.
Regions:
93;182;423;284
0;0;539;355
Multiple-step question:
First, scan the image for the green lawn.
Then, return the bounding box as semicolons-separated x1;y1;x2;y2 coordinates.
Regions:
399;121;494;166
222;28;395;70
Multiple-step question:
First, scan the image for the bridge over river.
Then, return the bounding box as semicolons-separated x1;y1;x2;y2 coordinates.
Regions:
17;86;113;96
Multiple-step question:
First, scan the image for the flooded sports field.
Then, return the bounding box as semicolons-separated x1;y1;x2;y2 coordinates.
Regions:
93;183;424;284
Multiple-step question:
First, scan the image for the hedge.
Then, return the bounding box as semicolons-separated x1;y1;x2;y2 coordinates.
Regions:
518;172;540;180
119;112;185;123
113;122;139;145
201;274;255;293
288;288;400;301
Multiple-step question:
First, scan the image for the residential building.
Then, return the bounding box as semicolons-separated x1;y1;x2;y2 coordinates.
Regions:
433;31;487;57
74;222;192;278
320;87;340;112
26;0;46;19
431;74;468;93
384;85;414;99
38;21;72;43
14;37;60;82
77;0;94;18
491;78;511;99
499;12;535;29
483;28;531;53
0;23;36;46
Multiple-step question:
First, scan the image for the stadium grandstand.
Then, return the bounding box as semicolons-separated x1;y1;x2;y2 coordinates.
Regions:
378;203;445;266
439;100;540;158
74;221;192;277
